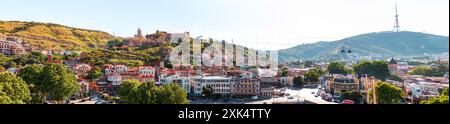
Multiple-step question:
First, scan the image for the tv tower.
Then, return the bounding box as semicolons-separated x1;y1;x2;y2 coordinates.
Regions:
393;3;401;32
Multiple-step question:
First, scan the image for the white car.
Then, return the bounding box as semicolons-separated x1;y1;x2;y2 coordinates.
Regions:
251;96;259;100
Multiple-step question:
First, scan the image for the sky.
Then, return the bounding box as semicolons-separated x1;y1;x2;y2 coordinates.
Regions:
0;0;448;50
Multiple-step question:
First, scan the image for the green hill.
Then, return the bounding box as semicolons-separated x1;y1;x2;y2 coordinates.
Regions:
0;20;117;51
279;31;449;62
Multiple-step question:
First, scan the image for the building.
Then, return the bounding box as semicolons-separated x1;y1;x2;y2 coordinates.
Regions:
173;64;196;77
231;78;260;97
260;77;277;96
194;76;232;97
279;76;294;87
407;82;441;104
107;73;122;86
326;74;360;94
125;29;179;47
137;66;156;83
389;58;399;75
404;75;449;84
73;63;92;76
0;38;26;56
360;75;379;103
77;80;90;96
159;75;194;96
105;65;128;75
46;54;63;64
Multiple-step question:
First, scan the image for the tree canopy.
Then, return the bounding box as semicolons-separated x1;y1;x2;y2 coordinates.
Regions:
17;64;45;104
118;80;188;104
409;66;447;77
87;67;103;80
327;62;348;74
202;85;214;98
293;76;305;88
354;61;390;80
41;63;80;103
421;87;449;104
0;72;31;104
369;81;405;104
304;69;322;83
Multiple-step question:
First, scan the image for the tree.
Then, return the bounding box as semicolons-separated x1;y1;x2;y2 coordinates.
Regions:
107;39;123;48
409;66;447;77
341;91;362;101
369;82;405;104
293;76;305;88
118;80;188;104
202;85;214;98
3;61;17;69
0;54;11;66
156;83;188;104
280;68;288;77
442;87;449;96
135;81;158;104
63;52;80;60
41;63;80;103
421;87;449;104
117;79;142;104
17;64;45;104
420;96;449;104
168;83;189;104
354;61;390;81
0;72;31;104
409;66;432;76
327;62;348;74
12;52;47;67
87;67;102;80
305;69;321;83
387;75;404;82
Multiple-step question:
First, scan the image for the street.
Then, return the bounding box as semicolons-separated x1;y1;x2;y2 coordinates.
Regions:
284;88;336;104
247;88;336;104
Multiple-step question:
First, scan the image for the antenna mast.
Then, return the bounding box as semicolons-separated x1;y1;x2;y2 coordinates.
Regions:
393;3;401;32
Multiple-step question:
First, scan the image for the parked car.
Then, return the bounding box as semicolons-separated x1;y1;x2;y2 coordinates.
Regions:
333;96;343;103
287;96;294;99
311;92;315;94
80;99;88;102
342;100;355;104
400;100;409;104
69;97;77;100
251;96;259;100
222;99;230;102
322;94;333;102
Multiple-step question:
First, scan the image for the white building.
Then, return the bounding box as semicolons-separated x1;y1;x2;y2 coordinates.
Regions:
105;65;128;75
159;75;193;95
194;76;232;97
408;82;441;101
107;73;122;86
279;77;293;87
138;66;155;75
